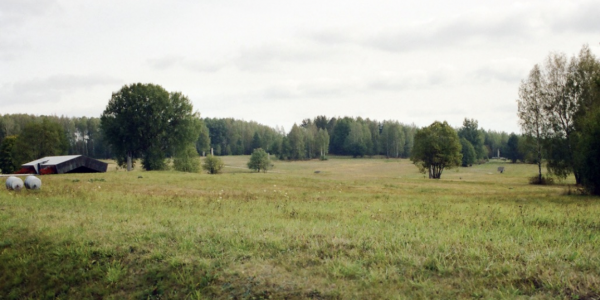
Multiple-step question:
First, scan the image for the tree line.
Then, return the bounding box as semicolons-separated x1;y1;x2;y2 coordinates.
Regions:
0;82;537;179
0;111;523;174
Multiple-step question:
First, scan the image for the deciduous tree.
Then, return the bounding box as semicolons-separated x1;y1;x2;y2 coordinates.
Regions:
247;148;271;172
458;118;485;159
504;133;522;163
202;155;224;174
101;83;200;171
12;118;69;166
517;65;549;183
411;121;462;179
173;144;201;173
460;138;476;167
0;136;18;174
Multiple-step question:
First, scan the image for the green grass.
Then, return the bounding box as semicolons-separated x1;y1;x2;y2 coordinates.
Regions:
1;157;599;299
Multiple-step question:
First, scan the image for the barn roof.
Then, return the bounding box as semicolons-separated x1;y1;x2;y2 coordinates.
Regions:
19;155;108;174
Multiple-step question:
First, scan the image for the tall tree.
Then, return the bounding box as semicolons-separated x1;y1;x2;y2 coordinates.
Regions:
458;118;485;159
251;132;262;151
314;115;329;130
460;138;476;167
316;128;330;158
542;52;581;182
344;121;370;158
101;83;199;171
577;105;600;194
380;121;405;158
504;133;522;163
196;120;211;156
573;46;600;194
0;136;18;174
287;124;305;160
303;123;318;159
517;65;549;183
330;118;350;155
12;118;69;166
411;121;462;179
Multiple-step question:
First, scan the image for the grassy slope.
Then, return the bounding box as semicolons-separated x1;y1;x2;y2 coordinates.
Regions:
0;157;598;299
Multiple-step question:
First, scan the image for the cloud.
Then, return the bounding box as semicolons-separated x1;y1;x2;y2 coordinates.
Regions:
0;0;58;60
0;39;30;61
262;78;359;100
147;55;226;73
1;74;121;106
147;55;184;70
305;7;535;53
235;40;332;72
368;66;457;91
549;0;600;33
11;74;121;93
472;58;531;83
0;0;59;28
261;66;459;101
308;1;599;53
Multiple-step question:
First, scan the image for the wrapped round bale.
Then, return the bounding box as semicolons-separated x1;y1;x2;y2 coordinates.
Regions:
25;176;42;190
5;176;24;191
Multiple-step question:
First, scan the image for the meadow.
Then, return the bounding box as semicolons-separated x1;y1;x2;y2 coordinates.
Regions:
1;157;599;299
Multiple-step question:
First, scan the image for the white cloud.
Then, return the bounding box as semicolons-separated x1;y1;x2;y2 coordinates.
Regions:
0;0;58;27
367;66;457;91
147;55;227;73
472;58;532;83
234;40;333;72
1;74;121;106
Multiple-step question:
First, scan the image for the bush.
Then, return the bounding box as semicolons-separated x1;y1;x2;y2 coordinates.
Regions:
529;175;554;185
202;155;224;174
247;148;271;173
173;145;200;173
577;108;600;195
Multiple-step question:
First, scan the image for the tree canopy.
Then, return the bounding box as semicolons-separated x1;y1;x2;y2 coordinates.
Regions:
460;138;476;167
411;121;462;179
12;118;69;167
0;136;18;174
458;118;485;159
100;83;200;171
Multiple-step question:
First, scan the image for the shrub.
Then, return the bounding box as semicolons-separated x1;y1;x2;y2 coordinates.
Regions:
173;145;200;173
529;175;554;185
202;155;224;174
248;148;271;173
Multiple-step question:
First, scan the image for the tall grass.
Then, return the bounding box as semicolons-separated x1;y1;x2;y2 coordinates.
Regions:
0;158;598;299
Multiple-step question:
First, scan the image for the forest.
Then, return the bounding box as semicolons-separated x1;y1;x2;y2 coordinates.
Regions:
0;113;520;168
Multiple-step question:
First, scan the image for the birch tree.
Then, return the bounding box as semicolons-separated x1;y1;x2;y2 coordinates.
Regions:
517;65;550;183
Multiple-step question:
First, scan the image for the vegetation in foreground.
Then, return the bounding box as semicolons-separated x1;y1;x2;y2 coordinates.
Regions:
1;157;599;299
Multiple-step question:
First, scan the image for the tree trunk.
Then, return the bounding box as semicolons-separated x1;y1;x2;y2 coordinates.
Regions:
127;152;132;172
537;138;542;183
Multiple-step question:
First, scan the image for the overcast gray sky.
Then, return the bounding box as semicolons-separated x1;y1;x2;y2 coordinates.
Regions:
1;0;599;133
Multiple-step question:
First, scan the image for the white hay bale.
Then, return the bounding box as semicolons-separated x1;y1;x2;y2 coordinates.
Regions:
5;176;24;191
25;176;42;190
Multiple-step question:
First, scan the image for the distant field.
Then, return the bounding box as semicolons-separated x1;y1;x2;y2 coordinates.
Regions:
1;157;598;299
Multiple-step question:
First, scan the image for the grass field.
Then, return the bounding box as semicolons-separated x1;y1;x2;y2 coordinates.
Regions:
1;157;599;299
